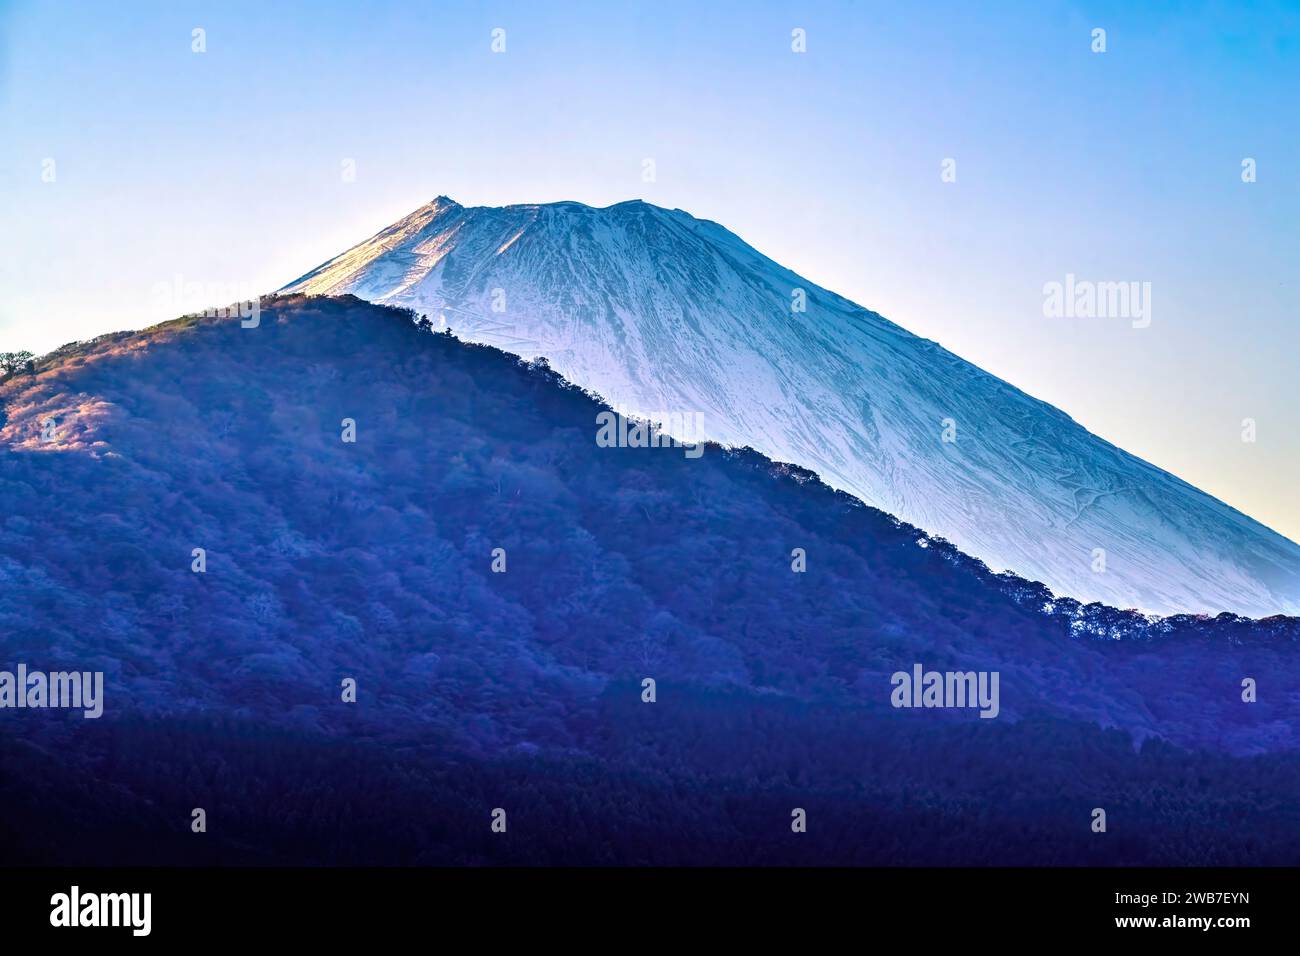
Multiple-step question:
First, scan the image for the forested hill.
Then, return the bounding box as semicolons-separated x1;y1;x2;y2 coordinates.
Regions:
1;294;1297;865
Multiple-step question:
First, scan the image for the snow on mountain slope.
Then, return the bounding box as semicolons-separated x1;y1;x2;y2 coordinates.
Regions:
281;196;1300;617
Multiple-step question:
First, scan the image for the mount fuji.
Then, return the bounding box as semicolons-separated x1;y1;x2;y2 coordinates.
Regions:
281;196;1300;618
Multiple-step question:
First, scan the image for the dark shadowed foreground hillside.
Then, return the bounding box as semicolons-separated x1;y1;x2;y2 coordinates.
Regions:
1;295;1298;865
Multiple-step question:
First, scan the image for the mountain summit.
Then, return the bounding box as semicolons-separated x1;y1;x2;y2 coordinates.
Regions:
282;197;1300;616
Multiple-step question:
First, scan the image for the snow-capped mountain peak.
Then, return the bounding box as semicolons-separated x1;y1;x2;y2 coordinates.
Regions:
281;197;1300;617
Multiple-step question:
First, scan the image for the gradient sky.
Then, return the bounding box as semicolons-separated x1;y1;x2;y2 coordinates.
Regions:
2;0;1297;540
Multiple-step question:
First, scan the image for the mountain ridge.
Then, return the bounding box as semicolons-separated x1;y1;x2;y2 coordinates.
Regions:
6;294;1293;632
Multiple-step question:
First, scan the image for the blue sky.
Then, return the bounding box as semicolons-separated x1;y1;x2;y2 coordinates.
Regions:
2;0;1297;540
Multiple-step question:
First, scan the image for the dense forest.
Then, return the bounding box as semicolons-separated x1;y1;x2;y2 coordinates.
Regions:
1;295;1297;864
